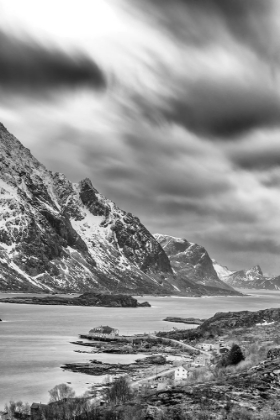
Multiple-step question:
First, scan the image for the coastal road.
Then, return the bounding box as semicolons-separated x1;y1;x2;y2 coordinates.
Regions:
148;334;211;357
131;367;177;388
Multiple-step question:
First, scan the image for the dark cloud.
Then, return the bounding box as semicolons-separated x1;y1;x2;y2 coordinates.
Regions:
260;172;280;188
229;140;280;170
200;233;280;256
131;0;275;57
195;231;280;272
0;30;106;95
162;80;280;138
3;0;280;275
126;0;280;139
158;197;257;224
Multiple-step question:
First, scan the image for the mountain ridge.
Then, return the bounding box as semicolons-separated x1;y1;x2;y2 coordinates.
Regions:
0;122;241;296
213;260;280;290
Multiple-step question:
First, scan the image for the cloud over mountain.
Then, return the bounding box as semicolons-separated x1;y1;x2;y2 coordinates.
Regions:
1;0;280;275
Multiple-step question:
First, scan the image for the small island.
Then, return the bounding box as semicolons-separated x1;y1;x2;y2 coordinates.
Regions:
0;292;151;308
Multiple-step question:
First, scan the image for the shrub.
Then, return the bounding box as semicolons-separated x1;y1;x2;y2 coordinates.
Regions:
219;344;245;367
107;376;133;405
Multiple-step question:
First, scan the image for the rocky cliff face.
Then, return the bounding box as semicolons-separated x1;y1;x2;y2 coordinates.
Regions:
154;234;237;293
0;122;177;294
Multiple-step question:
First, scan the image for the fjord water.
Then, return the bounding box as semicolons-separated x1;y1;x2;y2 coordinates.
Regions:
1;290;280;408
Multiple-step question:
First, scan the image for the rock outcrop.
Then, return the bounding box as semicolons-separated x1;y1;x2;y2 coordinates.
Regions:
267;347;280;360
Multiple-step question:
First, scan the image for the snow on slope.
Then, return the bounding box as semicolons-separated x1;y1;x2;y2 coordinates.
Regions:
212;260;234;281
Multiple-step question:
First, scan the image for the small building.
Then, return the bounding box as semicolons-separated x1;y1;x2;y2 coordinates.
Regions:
199;343;214;352
174;366;188;381
194;354;210;366
88;326;119;338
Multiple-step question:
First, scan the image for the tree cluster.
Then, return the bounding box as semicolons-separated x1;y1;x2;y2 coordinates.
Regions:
219;343;245;368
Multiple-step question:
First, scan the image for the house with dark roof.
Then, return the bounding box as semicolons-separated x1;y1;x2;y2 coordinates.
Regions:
89;326;119;338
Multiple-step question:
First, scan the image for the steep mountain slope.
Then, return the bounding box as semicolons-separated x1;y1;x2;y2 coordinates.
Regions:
154;234;238;294
0;123;242;295
211;260;234;281
0;122;177;294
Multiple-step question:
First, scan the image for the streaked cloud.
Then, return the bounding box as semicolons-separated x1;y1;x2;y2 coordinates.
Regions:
0;30;105;96
1;0;280;274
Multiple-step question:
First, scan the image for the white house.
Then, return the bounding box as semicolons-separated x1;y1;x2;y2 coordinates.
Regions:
174;366;189;381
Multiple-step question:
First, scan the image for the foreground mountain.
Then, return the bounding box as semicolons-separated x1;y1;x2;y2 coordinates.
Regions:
0;122;177;294
213;261;280;290
0;122;242;296
154;234;237;293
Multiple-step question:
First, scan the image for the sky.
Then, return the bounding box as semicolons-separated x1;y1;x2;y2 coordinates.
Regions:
1;0;280;274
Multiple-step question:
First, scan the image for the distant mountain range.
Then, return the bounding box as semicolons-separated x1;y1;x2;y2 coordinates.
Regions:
0;122;240;296
212;261;280;290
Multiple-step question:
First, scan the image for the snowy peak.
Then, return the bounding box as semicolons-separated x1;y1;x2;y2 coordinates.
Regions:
212;260;234;281
246;265;263;279
220;263;276;290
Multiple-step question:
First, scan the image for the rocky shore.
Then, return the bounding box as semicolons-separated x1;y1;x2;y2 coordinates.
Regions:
71;334;179;355
163;316;204;325
0;292;151;308
157;307;280;341
62;354;169;376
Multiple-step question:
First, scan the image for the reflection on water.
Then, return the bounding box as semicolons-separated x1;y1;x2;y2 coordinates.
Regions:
1;290;280;408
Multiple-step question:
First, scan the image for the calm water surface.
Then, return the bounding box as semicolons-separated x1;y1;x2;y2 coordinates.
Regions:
1;290;280;408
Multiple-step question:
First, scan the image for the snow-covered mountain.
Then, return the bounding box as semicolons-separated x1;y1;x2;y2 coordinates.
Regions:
213;262;280;290
0;122;242;295
154;234;239;294
0;122;173;294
